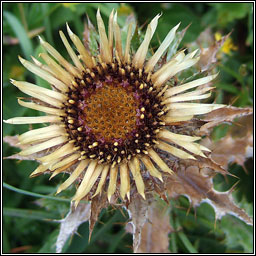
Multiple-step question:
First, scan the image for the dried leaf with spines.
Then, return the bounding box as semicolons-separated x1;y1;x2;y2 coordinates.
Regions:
201;114;253;170
197;31;232;72
204;189;252;225
204;137;253;171
89;192;109;241
4;135;23;149
55;202;91;253
126;193;154;253
200;106;253;136
3;135;45;161
166;159;252;225
135;200;172;253
191;156;234;177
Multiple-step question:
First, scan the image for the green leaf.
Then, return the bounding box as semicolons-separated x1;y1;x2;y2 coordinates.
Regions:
32;185;57;194
2;228;10;253
170;198;227;253
220;64;244;85
177;231;198;253
173;209;198;253
3;207;59;221
210;3;252;26
38;229;59;253
246;6;253;47
220;215;253;253
211;124;230;141
64;209;128;253
215;82;240;94
3;182;71;203
41;3;54;45
169;209;178;253
157;4;202;44
234;87;252;107
3;85;30;136
4;11;33;59
49;5;77;30
169;232;178;253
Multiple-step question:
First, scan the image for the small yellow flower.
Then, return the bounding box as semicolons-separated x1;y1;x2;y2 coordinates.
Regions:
61;3;79;10
118;4;133;15
215;32;238;55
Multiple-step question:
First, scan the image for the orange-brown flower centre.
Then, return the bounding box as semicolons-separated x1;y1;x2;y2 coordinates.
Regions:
83;82;139;142
63;61;166;164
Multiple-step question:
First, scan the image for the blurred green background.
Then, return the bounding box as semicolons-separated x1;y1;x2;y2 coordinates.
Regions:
3;2;253;253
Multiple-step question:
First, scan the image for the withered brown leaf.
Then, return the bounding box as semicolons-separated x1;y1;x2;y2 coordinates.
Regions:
3;135;40;161
126;193;153;253
201;113;253;170
55;202;91;253
89;192;109;241
135;200;172;253
166;160;252;225
197;31;232;72
200;106;253;136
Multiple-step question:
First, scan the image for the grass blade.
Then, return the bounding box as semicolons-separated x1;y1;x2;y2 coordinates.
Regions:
3;182;71;203
41;3;54;45
4;11;33;59
3;207;58;221
177;231;198;253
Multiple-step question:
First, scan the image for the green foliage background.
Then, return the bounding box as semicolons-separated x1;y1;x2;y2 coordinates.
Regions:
3;2;253;253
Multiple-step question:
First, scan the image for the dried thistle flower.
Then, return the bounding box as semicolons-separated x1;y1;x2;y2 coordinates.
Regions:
4;8;253;253
4;10;226;207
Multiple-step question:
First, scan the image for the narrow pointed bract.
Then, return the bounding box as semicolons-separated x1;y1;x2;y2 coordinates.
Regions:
97;9;112;63
107;165;118;201
56;160;89;194
133;14;161;69
120;162;130;200
145;22;180;73
93;165;109;197
18;56;68;92
59;30;85;72
38;35;82;78
66;23;95;69
5;10;225;208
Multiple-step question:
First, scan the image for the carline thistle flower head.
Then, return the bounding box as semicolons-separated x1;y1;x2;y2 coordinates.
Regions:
5;10;224;207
